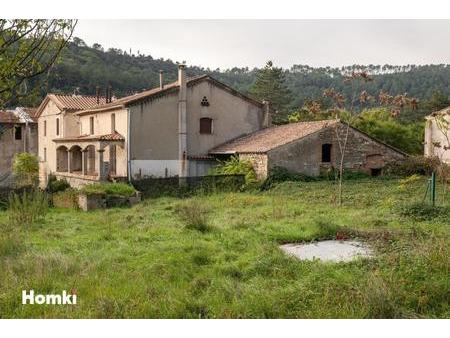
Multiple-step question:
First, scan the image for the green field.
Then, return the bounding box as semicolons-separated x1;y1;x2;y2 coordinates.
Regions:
0;178;448;318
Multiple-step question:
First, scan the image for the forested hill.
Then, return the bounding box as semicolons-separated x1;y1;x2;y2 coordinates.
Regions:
21;38;450;121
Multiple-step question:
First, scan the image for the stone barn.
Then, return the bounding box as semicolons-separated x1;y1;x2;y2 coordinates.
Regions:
210;119;407;179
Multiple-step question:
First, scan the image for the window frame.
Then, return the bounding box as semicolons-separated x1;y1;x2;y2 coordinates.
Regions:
89;116;94;135
199;117;213;134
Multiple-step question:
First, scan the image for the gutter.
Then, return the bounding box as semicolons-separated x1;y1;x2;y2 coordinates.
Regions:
127;108;131;182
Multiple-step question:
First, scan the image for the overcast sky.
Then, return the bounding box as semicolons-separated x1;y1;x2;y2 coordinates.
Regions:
74;20;450;70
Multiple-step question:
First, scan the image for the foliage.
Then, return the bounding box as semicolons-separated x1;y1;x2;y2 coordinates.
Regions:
7;189;48;227
12;152;39;186
52;188;79;209
175;200;212;232
398;202;450;221
249;60;292;122
80;182;136;197
210;156;257;185
260;166;317;191
384;156;441;177
0;19;76;107
47;176;70;193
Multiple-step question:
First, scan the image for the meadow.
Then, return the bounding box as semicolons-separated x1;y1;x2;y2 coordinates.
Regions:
0;177;448;318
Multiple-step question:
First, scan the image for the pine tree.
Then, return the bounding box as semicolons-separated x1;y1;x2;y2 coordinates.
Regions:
250;61;292;122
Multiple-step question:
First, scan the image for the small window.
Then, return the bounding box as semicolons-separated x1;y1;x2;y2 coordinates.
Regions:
201;96;210;107
111;113;116;133
199;117;212;134
44;120;47;136
321;143;332;163
14;126;22;140
43;147;47;162
90;116;94;135
56;118;59;136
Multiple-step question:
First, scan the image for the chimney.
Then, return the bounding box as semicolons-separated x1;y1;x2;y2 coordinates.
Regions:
178;64;188;178
262;100;272;128
159;70;164;89
96;86;100;104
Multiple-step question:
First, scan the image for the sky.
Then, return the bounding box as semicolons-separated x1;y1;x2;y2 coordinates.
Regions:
74;20;450;70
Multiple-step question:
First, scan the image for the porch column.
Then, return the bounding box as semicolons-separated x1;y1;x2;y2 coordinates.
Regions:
96;149;105;180
67;148;72;173
82;149;87;176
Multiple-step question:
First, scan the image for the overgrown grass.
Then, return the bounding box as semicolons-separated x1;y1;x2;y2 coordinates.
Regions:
7;189;49;227
0;177;448;318
80;182;136;197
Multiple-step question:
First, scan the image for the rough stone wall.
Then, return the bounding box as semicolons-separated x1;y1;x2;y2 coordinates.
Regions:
239;153;268;180
264;124;406;177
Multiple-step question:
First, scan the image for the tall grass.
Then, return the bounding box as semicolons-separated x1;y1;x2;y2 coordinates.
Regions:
175;200;212;232
8;189;48;227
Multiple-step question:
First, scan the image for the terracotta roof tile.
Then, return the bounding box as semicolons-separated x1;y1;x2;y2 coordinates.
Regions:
49;94;107;110
210;120;339;154
53;132;125;142
0;110;20;123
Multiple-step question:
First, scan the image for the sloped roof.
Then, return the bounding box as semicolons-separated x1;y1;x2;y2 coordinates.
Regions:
53;132;125;142
428;106;450;118
0;110;20;123
210;120;339;154
0;107;37;124
76;74;264;115
36;94;108;117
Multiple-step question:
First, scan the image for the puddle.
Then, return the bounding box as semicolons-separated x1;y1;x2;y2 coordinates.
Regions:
280;240;373;262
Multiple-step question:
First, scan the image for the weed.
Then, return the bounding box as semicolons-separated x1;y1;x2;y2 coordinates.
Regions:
175;200;212;232
7;189;48;227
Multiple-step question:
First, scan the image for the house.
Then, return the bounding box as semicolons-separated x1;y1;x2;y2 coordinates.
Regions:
0;107;38;186
37;65;270;187
210;119;407;179
424;106;450;163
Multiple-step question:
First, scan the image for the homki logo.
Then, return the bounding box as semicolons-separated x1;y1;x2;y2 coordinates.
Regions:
22;290;77;305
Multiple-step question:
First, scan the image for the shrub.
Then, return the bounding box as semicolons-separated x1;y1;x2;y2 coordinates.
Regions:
80;182;136;197
52;188;79;209
47;177;70;193
260;166;316;191
384;156;441;177
210;155;257;185
398;202;450;221
314;218;343;239
175;200;211;232
8;189;49;227
12;152;39;187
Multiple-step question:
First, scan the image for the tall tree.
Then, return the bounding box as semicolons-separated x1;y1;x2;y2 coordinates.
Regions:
0;19;76;107
250;61;291;122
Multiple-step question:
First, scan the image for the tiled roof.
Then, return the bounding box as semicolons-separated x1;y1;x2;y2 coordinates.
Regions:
0;110;20;123
53;132;125;142
76;75;264;115
36;94;108;117
210;120;339;154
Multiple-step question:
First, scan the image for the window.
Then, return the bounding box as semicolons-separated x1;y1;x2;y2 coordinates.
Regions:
43;147;47;162
44;120;47;136
111;113;115;133
201;96;210;107
14;126;22;140
56;118;59;136
90;116;94;135
199;118;212;134
321;143;332;163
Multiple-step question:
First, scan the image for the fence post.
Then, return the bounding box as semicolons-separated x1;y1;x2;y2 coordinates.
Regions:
430;171;436;207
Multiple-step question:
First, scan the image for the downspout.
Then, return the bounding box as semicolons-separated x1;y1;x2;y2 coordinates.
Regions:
127;107;131;182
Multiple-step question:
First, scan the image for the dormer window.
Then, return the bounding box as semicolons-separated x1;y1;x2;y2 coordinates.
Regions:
199;117;212;134
201;96;209;107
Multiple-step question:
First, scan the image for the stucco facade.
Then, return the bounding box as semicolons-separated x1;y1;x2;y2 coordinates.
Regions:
424;108;450;163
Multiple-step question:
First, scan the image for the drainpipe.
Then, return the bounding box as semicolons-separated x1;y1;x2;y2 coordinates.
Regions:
178;64;188;178
127;108;131;182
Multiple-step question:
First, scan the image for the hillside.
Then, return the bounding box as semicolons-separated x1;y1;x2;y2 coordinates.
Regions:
16;38;450;123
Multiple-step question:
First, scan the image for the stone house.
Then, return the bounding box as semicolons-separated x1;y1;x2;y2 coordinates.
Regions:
0;107;38;186
210;119;407;179
424;106;450;163
37;65;269;187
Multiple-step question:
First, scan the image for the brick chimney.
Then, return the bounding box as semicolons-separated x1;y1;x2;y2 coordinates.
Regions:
178;64;188;178
262;100;272;128
159;70;164;89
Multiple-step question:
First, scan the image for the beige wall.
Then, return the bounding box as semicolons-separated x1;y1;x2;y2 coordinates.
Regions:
425;116;450;163
128;80;264;179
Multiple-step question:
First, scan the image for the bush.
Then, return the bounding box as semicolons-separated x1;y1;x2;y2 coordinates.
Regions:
12;152;39;187
210;156;257;186
80;182;136;197
8;189;49;227
384;156;441;177
47;176;70;193
398;202;450;221
175;200;211;232
260;166;316;191
52;188;79;209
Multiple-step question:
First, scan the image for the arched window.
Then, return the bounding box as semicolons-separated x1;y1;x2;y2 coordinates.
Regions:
199;117;212;134
321;143;332;163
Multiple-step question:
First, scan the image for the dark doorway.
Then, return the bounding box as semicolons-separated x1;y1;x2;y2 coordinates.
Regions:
371;168;382;177
321;143;332;163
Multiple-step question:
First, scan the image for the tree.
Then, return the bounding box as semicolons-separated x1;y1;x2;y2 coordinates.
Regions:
13;152;39;187
0;19;76;107
250;61;291;122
